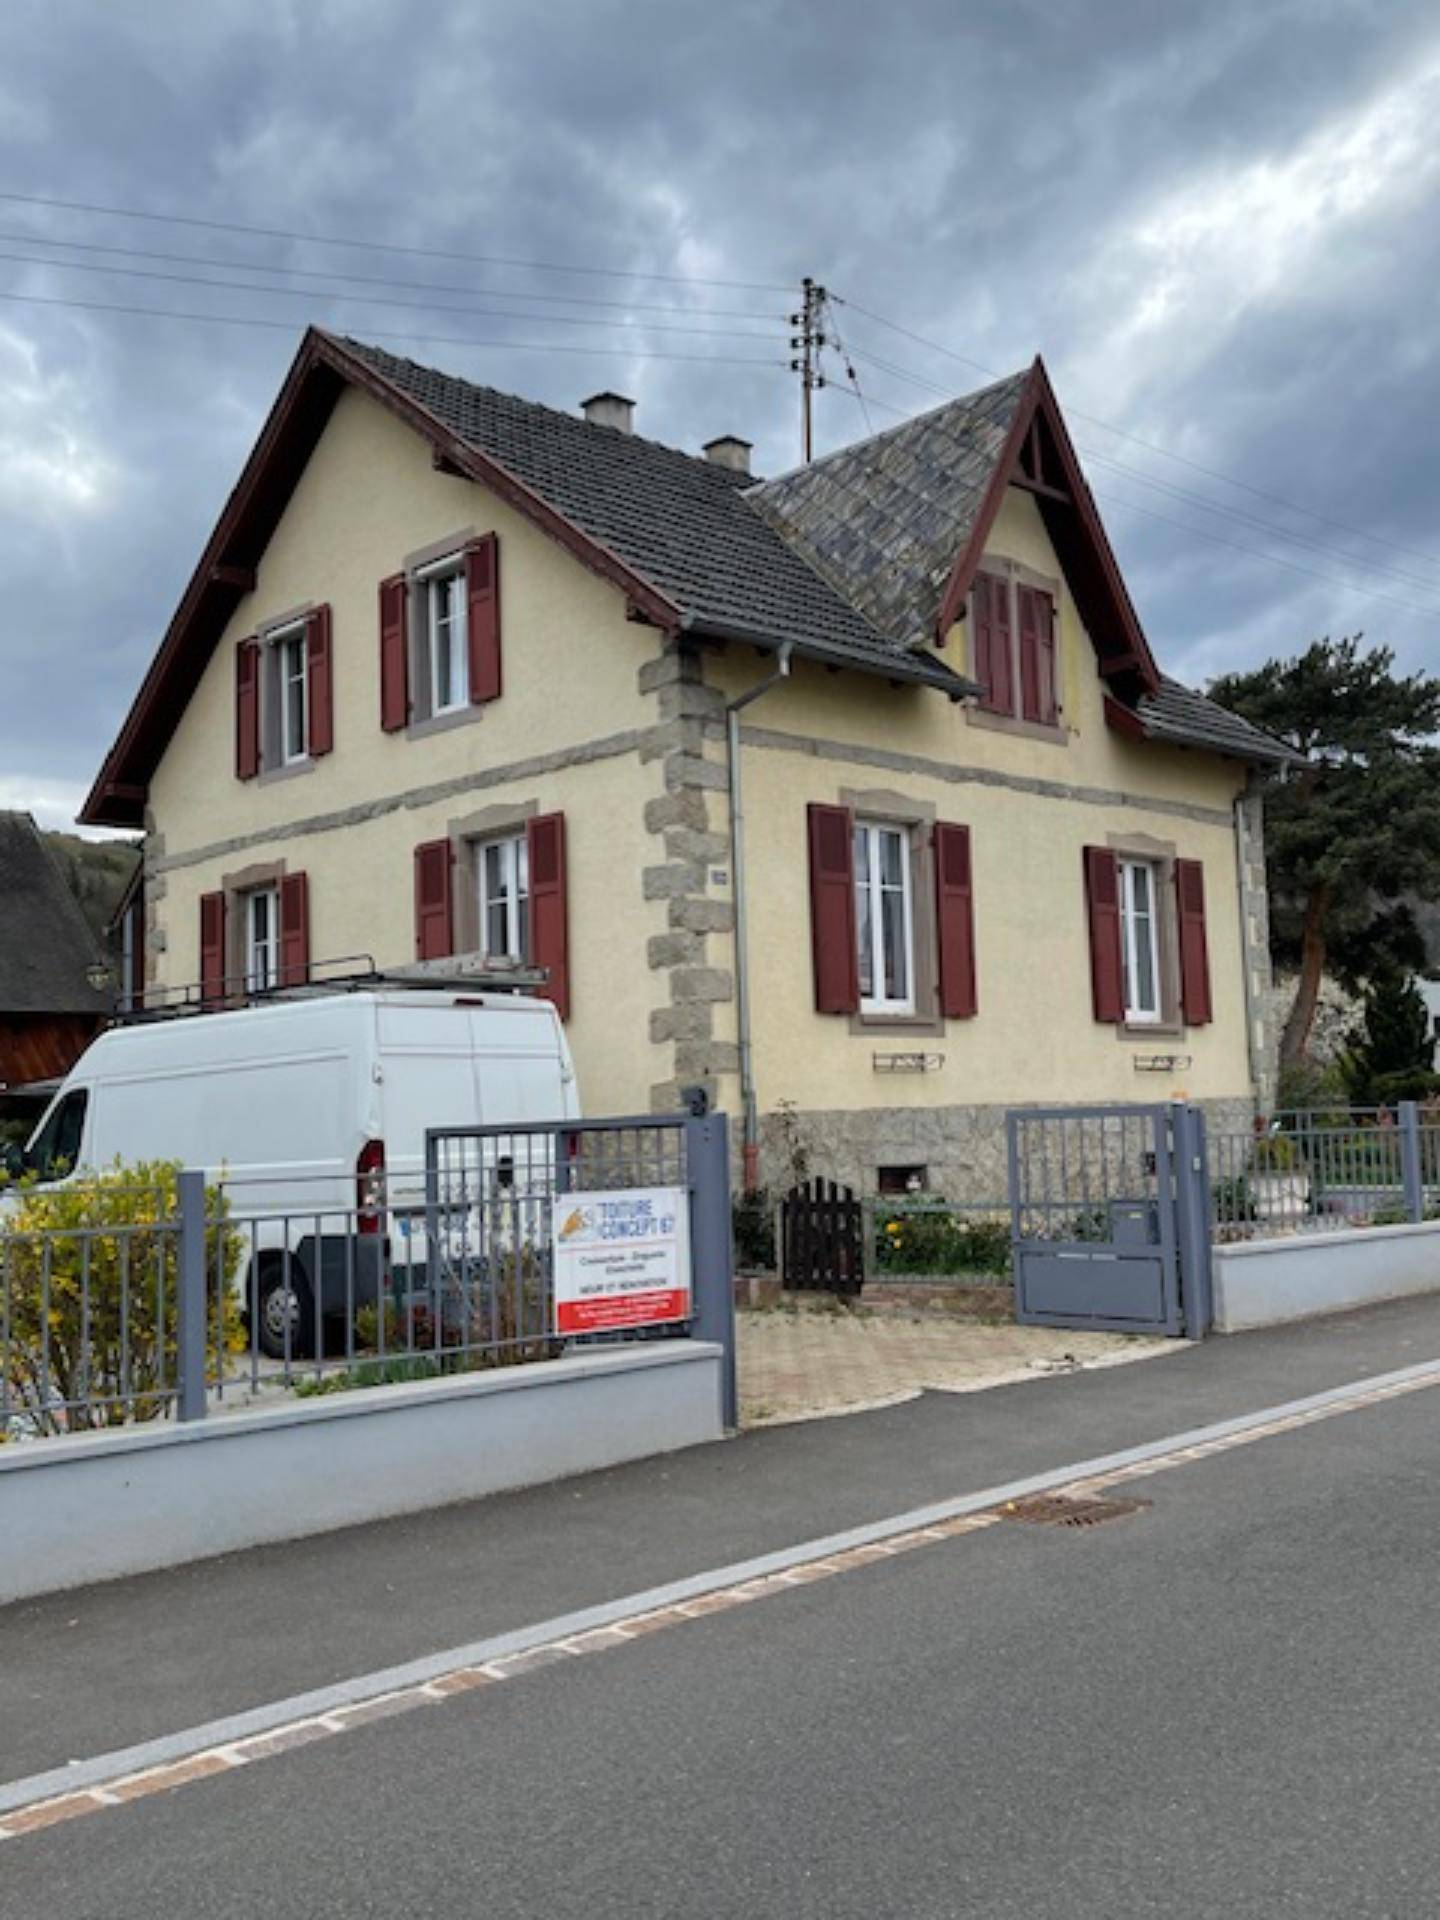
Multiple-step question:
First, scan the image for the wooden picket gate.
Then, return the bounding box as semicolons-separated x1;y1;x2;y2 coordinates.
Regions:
781;1177;865;1297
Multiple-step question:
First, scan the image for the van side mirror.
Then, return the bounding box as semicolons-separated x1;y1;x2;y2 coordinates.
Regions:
0;1142;25;1179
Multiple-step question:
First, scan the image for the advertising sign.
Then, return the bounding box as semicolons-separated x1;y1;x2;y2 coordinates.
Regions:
552;1185;691;1335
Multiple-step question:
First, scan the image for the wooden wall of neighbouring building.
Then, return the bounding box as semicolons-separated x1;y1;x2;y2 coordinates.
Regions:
0;1012;102;1090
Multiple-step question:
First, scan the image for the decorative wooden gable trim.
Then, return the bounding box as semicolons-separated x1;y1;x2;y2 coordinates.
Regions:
935;358;1161;705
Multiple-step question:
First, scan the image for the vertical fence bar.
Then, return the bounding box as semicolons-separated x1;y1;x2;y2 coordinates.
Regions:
1399;1101;1424;1224
176;1168;208;1423
685;1111;737;1430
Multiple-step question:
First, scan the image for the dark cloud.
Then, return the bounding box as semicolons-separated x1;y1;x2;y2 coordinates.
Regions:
3;0;1439;827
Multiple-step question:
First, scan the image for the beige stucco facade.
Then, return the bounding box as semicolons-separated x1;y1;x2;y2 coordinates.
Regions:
140;388;1270;1197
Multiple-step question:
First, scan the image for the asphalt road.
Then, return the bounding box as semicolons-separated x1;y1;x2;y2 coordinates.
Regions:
8;1305;1440;1915
8;1293;1440;1788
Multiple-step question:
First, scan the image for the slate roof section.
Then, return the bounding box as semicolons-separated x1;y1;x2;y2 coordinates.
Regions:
0;813;109;1015
748;372;1032;650
338;339;970;694
1132;678;1301;766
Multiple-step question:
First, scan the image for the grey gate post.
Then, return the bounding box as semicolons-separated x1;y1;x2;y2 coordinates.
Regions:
176;1168;208;1423
1170;1104;1213;1340
1399;1101;1425;1224
685;1111;738;1431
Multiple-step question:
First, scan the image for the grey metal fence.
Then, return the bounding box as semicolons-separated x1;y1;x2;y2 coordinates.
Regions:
1209;1101;1440;1241
0;1112;737;1441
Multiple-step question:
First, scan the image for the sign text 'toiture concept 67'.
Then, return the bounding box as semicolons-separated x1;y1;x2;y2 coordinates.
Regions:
551;1185;691;1335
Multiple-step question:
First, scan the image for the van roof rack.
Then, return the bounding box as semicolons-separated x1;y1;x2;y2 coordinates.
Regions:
111;954;552;1025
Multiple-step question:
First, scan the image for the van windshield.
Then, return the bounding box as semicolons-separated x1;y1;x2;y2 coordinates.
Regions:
24;1088;88;1180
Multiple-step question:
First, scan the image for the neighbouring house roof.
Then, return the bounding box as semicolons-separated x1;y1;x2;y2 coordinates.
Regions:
1129;678;1300;766
0;813;110;1016
81;327;1294;826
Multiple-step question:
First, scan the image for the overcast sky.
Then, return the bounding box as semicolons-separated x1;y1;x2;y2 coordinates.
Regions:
4;0;1439;833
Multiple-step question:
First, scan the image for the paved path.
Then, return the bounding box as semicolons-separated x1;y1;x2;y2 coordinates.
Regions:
8;1308;1440;1913
738;1302;1171;1423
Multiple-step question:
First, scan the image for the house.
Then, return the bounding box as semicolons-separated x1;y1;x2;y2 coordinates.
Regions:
0;812;110;1100
81;329;1292;1198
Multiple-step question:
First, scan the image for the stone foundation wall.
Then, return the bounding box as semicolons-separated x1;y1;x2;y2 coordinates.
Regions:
757;1095;1257;1203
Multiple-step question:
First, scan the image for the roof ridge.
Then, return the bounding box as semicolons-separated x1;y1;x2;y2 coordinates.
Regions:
333;334;754;485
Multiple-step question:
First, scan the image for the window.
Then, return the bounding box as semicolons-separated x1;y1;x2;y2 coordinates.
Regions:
475;833;529;962
854;820;914;1014
970;570;1058;726
878;1164;928;1196
422;563;468;715
273;625;309;766
25;1088;88;1180
246;886;280;991
1119;858;1161;1023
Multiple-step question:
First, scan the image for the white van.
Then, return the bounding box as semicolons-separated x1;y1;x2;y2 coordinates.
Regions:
11;989;579;1356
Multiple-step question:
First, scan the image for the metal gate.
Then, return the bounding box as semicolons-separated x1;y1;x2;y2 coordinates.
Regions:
1007;1104;1211;1339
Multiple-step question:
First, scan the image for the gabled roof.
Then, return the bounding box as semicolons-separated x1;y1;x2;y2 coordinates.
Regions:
82;329;1289;826
0;813;109;1015
1110;678;1301;766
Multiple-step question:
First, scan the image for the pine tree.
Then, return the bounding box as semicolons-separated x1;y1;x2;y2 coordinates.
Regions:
1210;637;1440;1067
1342;967;1438;1106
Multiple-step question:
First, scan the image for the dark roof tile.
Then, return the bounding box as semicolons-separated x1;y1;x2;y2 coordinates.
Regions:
0;814;109;1015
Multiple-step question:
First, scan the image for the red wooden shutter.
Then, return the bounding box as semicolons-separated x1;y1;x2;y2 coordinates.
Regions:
527;812;570;1021
235;639;260;778
413;839;454;961
807;803;859;1014
1084;847;1126;1023
1175;859;1213;1025
200;891;227;1007
934;822;977;1019
379;574;409;732
466;534;501;705
1017;586;1057;726
307;606;334;757
1034;590;1058;725
973;572;1014;715
279;872;310;987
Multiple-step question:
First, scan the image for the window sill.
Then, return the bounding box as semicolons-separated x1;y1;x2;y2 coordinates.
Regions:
253;757;316;788
1118;1018;1184;1040
408;703;488;741
966;706;1068;747
849;1008;945;1038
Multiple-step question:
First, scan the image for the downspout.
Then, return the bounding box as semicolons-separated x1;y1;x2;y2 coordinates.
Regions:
1233;782;1265;1112
726;643;794;1193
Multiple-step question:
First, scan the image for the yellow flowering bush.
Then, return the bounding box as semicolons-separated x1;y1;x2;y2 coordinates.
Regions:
0;1161;244;1437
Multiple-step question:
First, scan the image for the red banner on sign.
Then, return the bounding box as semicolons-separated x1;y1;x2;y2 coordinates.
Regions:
556;1287;690;1336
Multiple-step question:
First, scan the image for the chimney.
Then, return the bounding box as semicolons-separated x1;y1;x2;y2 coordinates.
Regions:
580;391;635;434
703;435;752;475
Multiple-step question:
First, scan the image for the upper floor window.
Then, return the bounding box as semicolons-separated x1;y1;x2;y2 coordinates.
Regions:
475;832;530;962
273;624;309;767
970;570;1058;728
1119;857;1161;1023
421;561;469;715
246;885;280;992
854;819;914;1015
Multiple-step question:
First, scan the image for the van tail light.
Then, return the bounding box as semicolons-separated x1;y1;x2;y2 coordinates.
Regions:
357;1139;386;1234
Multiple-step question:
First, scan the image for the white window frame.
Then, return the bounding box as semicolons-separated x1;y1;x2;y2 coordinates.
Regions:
246;885;280;992
854;819;915;1016
474;832;529;963
419;557;468;716
1119;857;1162;1024
272;622;309;767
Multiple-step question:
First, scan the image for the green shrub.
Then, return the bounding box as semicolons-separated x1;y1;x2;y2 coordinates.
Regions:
874;1207;1011;1279
0;1161;243;1437
732;1187;777;1271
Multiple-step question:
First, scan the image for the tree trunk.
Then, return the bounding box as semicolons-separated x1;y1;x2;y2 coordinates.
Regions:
1280;884;1331;1070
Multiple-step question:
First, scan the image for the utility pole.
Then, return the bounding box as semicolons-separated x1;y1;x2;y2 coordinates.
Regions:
789;277;827;464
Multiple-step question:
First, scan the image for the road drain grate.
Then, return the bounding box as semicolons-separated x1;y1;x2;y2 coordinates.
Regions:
1000;1493;1150;1528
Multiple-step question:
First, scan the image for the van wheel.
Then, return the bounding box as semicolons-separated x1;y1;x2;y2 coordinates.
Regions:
254;1259;316;1361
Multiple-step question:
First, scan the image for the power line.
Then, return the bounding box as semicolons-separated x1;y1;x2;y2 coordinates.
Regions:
840;339;1440;605
0;287;788;366
0;228;783;322
0;247;783;344
0;189;794;294
832;291;1440;574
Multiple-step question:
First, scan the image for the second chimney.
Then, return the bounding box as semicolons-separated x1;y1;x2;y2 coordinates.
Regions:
703;435;752;475
580;391;635;434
